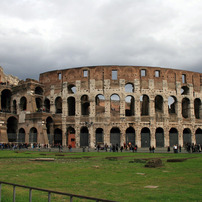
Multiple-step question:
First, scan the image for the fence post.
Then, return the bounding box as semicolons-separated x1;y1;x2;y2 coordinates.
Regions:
70;195;73;202
29;189;32;202
0;183;1;202
48;192;51;202
13;185;16;202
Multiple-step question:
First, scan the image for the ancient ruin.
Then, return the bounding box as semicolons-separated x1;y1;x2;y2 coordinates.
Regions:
0;65;201;148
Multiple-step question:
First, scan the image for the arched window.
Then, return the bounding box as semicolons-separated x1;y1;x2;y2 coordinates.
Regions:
140;95;149;116
1;89;12;112
68;84;76;94
168;96;177;114
68;97;75;116
20;96;27;111
182;98;190;118
194;98;202;119
81;95;90;116
95;94;105;115
125;83;134;93
125;96;135;116
35;87;43;95
12;100;17;114
44;98;50;112
55;97;62;113
181;86;189;95
195;128;202;145
155;95;163;112
36;98;42;112
110;94;120;114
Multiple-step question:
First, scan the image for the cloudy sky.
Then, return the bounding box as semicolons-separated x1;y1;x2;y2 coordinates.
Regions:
0;0;202;80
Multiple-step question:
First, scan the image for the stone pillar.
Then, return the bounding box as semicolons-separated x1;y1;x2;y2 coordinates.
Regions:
178;127;183;147
150;127;156;148
62;116;66;146
50;85;55;113
136;128;141;148
164;129;169;147
135;95;141;122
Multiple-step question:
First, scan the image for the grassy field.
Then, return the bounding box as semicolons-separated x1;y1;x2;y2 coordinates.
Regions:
0;150;201;201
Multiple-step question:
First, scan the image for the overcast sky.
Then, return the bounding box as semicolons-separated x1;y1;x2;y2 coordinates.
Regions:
0;0;202;80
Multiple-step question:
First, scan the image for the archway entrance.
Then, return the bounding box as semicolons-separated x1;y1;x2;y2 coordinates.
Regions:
183;128;191;146
95;128;104;145
126;127;135;146
169;128;178;147
110;128;120;147
54;128;62;145
80;127;89;147
141;128;150;147
7;116;18;142
155;128;164;147
67;127;76;148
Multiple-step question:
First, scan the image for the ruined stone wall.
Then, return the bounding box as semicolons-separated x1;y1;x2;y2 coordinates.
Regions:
38;66;202;148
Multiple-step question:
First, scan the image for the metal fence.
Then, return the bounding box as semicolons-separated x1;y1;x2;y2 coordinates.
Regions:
0;181;116;202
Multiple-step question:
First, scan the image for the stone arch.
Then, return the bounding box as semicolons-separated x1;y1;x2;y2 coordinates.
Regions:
80;127;89;147
68;97;75;116
125;96;135;116
81;95;90;116
55;97;62;114
110;127;121;147
183;128;192;145
20;96;27;111
29;127;37;143
195;128;202;145
182;98;190;118
18;128;25;143
54;128;62;145
35;86;43;95
1;89;12;112
12;100;17;114
155;95;163;112
169;128;178;147
110;94;120;115
125;83;134;93
155;127;164;147
44;98;50;112
95;128;104;145
46;116;54;144
140;95;149;116
168;96;177;114
68;84;76;94
141;127;150;147
125;127;135;146
36;97;42;112
194;98;202;119
67;127;76;148
7;116;18;142
181;86;189;95
95;94;105;115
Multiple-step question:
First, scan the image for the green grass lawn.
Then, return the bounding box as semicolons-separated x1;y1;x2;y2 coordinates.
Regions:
0;150;201;201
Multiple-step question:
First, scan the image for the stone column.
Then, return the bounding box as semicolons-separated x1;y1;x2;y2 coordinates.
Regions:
50;85;55;113
136;128;141;148
164;129;169;147
62;116;66;146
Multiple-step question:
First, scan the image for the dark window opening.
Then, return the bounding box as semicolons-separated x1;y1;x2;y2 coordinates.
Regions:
68;97;75;116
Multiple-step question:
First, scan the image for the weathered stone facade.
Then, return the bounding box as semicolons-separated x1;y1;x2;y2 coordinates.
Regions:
0;65;202;148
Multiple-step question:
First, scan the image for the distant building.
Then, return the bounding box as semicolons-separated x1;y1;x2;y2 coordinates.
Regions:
0;65;201;148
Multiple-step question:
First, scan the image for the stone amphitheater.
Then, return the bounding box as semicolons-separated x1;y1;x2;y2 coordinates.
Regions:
0;65;201;148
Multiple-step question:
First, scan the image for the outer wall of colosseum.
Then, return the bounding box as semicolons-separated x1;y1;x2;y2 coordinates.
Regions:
0;66;202;148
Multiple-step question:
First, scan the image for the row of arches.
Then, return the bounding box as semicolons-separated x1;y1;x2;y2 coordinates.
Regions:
7;115;202;148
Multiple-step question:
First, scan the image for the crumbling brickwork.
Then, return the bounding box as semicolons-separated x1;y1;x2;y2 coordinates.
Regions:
0;66;202;148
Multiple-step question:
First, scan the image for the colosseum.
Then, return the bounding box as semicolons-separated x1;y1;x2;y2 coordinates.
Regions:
0;65;202;148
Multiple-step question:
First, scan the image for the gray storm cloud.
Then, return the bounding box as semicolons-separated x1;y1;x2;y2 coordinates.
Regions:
0;0;202;80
